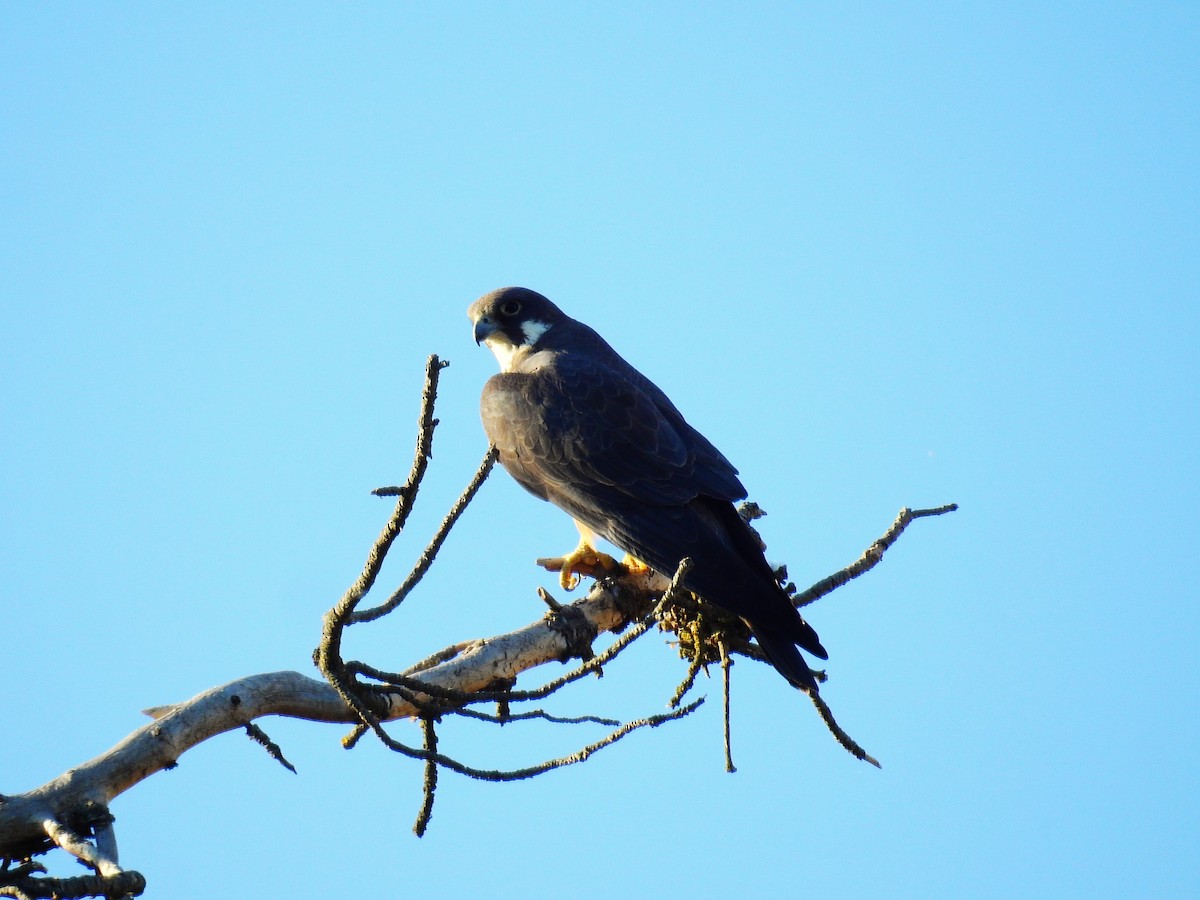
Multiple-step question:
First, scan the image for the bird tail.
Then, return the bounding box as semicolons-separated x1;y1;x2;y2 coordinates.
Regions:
751;626;820;694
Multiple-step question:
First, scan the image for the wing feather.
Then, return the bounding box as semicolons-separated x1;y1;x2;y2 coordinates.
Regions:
481;353;742;512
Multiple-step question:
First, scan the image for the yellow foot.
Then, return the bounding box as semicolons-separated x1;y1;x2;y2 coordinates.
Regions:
620;554;654;576
537;540;619;590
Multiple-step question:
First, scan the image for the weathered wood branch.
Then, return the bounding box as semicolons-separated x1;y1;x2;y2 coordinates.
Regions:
1;347;957;898
0;568;666;866
2;497;958;867
1;501;954;899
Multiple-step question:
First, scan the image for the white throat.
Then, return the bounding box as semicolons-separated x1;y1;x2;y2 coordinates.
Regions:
485;320;551;373
484;335;523;372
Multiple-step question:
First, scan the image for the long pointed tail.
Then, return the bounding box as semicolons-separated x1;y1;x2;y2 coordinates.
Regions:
751;626;820;694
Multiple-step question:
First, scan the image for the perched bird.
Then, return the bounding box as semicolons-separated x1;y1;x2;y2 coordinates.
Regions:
468;286;827;693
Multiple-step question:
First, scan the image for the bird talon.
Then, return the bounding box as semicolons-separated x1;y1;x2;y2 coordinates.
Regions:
538;541;619;592
620;554;653;576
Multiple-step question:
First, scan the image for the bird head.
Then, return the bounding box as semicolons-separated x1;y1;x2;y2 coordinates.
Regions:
468;287;566;372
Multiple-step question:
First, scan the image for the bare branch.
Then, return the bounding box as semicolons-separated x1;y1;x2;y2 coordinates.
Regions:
2;349;956;891
243;723;297;773
0;867;146;900
720;639;736;774
374;698;706;784
809;691;882;768
315;353;452;735
453;708;621;727
0;570;669;860
336;353;448;619
794;504;958;609
413;717;438;837
352;445;498;624
668;652;705;709
43;820;120;877
345;567;667;712
4;483;951;880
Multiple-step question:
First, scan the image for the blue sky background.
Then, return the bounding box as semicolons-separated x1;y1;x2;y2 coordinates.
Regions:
2;4;1197;897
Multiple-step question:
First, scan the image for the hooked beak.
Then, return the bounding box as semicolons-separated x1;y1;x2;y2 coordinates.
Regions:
472;315;499;345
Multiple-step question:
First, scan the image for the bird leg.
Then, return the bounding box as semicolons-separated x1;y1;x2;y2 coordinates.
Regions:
536;522;619;590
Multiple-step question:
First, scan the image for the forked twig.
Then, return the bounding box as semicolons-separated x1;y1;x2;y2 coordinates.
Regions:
311;361;708;834
349;558;693;710
315;354;451;726
360;697;706;786
352;446;498;624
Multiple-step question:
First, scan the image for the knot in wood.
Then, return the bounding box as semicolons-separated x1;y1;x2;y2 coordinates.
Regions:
72;799;116;833
604;577;658;631
544;604;598;663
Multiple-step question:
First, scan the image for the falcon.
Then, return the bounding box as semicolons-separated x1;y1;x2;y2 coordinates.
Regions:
468;286;827;693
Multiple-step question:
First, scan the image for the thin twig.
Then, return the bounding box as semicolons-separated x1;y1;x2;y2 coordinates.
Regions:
352;446;498;624
244;723;297;773
315;355;449;727
341;723;369;750
413;718;438;837
668;653;705;709
400;642;472;677
809;692;881;768
452;708;621;727
720;638;736;773
794;504;958;608
363;698;706;783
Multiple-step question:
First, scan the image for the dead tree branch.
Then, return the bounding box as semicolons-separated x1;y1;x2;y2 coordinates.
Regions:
0;568;676;889
1;354;956;897
791;503;959;609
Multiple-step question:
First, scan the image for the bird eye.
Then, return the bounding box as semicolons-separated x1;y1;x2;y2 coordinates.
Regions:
500;299;522;316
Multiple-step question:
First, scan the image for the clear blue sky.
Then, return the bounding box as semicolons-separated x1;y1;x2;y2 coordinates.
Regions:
3;4;1197;897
